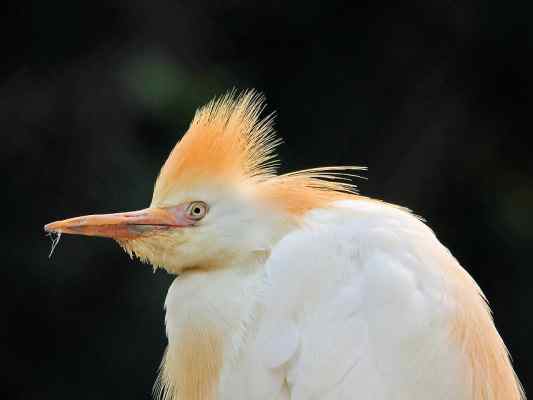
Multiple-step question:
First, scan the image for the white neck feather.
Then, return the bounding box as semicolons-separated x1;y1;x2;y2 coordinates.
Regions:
159;256;267;400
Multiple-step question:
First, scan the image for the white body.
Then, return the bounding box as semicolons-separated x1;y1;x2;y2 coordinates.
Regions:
165;199;474;399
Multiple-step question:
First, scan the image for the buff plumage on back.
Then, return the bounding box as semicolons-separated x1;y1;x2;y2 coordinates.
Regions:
151;90;365;214
447;265;525;400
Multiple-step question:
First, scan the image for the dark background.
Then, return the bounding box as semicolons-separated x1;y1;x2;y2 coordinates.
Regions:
2;1;532;398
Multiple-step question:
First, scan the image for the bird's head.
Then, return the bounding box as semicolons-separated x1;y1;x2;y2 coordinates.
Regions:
45;91;362;274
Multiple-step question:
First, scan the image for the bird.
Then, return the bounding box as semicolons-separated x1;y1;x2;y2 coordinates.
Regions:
45;90;524;400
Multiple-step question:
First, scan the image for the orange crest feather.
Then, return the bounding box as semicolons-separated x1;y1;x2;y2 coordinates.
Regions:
152;90;365;214
152;90;279;203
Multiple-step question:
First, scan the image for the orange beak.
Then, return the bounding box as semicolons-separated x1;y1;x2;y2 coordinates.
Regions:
44;207;185;240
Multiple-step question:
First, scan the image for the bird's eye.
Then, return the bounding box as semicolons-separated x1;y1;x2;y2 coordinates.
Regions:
187;201;208;220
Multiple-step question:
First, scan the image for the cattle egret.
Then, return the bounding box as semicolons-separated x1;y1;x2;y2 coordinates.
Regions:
45;91;524;400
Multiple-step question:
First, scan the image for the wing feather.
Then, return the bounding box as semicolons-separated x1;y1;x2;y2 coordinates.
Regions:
253;200;475;399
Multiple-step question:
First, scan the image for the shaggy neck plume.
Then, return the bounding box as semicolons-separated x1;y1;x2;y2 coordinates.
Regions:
157;259;266;400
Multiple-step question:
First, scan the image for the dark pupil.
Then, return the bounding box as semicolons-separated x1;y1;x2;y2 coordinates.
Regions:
193;207;201;215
